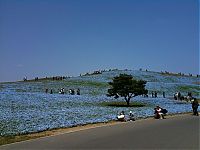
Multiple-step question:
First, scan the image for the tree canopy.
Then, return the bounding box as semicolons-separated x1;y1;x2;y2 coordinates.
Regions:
107;74;148;106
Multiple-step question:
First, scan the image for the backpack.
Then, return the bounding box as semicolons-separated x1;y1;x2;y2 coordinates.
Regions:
161;109;168;114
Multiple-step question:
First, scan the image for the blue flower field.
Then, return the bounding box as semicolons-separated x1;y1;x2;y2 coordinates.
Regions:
0;70;199;136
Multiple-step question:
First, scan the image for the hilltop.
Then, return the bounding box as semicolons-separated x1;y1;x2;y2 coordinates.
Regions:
2;69;199;98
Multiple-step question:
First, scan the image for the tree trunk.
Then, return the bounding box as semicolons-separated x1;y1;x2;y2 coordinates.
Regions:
127;100;130;106
125;97;131;106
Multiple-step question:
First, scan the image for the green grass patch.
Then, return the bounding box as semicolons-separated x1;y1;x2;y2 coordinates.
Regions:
177;85;200;96
0;132;51;146
177;85;200;92
142;75;158;82
99;101;146;107
89;90;99;96
165;77;177;83
15;89;27;92
0;135;32;146
64;80;108;88
177;85;200;91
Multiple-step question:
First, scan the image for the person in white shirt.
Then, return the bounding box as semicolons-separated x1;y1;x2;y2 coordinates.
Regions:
117;111;125;121
155;106;165;119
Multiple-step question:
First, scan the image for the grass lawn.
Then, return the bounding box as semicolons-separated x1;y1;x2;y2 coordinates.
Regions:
99;101;146;107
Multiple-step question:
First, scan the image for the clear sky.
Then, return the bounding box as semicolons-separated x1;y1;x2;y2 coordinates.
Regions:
0;0;199;82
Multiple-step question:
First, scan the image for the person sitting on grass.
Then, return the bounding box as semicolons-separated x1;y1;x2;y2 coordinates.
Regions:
117;111;126;121
129;111;135;121
154;106;167;119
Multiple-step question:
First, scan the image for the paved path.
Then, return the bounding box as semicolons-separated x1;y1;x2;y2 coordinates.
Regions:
1;115;199;150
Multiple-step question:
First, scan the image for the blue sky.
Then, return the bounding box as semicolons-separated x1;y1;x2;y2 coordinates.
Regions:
0;0;199;82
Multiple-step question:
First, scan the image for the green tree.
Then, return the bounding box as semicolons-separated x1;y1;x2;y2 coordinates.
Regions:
107;74;148;106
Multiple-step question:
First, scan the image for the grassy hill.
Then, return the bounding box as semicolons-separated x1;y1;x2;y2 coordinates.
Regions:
0;69;199;136
1;69;199;97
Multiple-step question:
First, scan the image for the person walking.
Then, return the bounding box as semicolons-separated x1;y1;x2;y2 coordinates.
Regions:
192;98;199;116
152;92;154;98
155;91;157;98
163;92;165;98
77;88;80;95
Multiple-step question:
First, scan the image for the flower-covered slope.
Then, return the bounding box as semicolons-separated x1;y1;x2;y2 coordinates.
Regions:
0;70;199;136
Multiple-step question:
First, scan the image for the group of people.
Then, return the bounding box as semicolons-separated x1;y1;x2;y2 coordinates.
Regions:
143;91;166;98
45;88;80;95
174;92;183;100
174;92;193;101
116;106;168;121
117;99;199;122
117;107;168;121
117;111;135;122
45;89;53;94
160;71;199;78
69;88;80;95
151;91;158;98
52;76;67;81
59;88;65;94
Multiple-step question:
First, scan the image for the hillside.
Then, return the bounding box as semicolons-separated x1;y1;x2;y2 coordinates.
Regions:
1;69;199;97
0;69;199;136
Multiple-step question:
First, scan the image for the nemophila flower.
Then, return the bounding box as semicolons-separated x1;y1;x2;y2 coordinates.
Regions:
0;70;198;136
